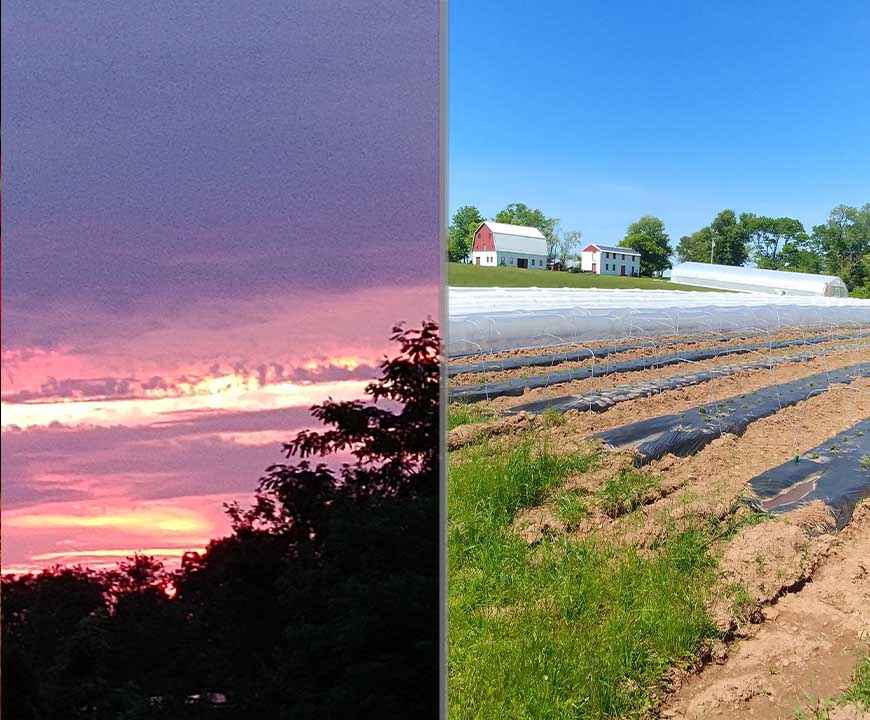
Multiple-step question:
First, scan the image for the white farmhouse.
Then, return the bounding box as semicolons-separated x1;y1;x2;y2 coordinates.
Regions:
580;244;641;276
471;221;548;269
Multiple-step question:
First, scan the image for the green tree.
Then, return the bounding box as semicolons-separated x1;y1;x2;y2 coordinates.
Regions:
811;203;870;291
447;205;483;262
675;227;713;264
494;203;559;260
676;210;749;266
740;213;807;269
709;210;750;266
556;229;583;267
619;215;671;276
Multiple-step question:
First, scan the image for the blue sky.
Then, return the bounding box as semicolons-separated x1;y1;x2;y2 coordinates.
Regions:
449;0;870;247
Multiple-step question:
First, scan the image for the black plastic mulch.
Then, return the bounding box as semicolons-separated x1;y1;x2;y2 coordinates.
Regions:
591;364;868;466
745;418;870;530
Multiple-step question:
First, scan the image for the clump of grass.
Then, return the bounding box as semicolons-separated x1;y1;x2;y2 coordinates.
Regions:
842;654;870;708
830;444;841;452
597;468;660;518
542;407;566;428
554;489;590;528
448;402;496;430
855;430;865;437
724;582;756;624
861;456;870;471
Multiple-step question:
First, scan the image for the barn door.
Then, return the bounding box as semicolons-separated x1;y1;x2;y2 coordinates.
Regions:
620;265;626;276
517;258;528;269
475;257;480;265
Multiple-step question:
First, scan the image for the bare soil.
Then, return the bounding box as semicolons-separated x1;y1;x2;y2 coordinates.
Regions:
665;500;870;720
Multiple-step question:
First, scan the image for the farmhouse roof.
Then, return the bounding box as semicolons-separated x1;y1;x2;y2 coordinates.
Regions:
582;244;641;257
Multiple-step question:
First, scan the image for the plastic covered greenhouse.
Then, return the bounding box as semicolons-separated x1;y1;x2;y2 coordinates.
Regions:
447;287;870;355
670;262;849;297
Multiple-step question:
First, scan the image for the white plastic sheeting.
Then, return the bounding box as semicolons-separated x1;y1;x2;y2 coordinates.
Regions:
670;262;849;297
448;287;870;355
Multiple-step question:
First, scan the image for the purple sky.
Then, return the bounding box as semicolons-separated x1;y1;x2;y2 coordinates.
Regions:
1;1;440;573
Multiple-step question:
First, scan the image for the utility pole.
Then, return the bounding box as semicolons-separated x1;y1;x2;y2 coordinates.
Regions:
710;237;715;264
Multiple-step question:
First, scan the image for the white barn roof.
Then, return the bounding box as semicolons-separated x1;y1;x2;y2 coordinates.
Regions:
670;262;849;298
480;221;547;256
582;244;641;257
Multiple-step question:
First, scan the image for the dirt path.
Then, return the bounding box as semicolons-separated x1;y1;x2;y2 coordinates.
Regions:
665;501;870;720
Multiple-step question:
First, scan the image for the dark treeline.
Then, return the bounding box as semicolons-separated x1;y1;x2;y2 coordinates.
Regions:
450;201;870;295
2;322;439;720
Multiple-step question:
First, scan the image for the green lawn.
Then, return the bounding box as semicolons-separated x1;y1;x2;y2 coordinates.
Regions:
447;262;721;291
448;436;729;719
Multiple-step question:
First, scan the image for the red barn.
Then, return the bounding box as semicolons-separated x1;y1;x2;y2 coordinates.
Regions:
471;222;548;269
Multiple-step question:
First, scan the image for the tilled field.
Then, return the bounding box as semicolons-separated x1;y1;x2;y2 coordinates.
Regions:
448;327;870;719
449;332;869;400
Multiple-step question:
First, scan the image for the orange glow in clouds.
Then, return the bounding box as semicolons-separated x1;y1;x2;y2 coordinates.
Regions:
2;374;370;430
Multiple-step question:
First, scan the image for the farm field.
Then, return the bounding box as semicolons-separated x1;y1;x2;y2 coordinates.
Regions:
447;312;870;719
447;262;721;291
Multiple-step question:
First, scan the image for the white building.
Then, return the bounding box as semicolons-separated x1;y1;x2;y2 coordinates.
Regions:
580;244;641;276
670;262;850;297
471;221;548;269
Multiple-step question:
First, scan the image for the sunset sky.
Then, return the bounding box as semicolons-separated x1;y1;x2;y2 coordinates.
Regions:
1;2;440;574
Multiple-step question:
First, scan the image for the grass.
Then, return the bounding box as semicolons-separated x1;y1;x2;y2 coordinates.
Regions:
553;489;591;528
597;468;661;518
448;402;497;430
843;654;870;708
449;438;718;719
448;262;725;291
542;407;567;428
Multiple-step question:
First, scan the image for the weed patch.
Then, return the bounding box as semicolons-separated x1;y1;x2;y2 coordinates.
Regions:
448;402;496;430
842;653;870;708
597;468;661;518
553;489;591;528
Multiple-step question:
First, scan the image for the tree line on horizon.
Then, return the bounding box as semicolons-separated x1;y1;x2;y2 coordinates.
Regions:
449;202;870;296
2;322;439;720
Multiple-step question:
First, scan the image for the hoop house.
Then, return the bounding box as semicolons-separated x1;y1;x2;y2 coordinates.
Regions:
670;262;849;297
447;287;870;355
